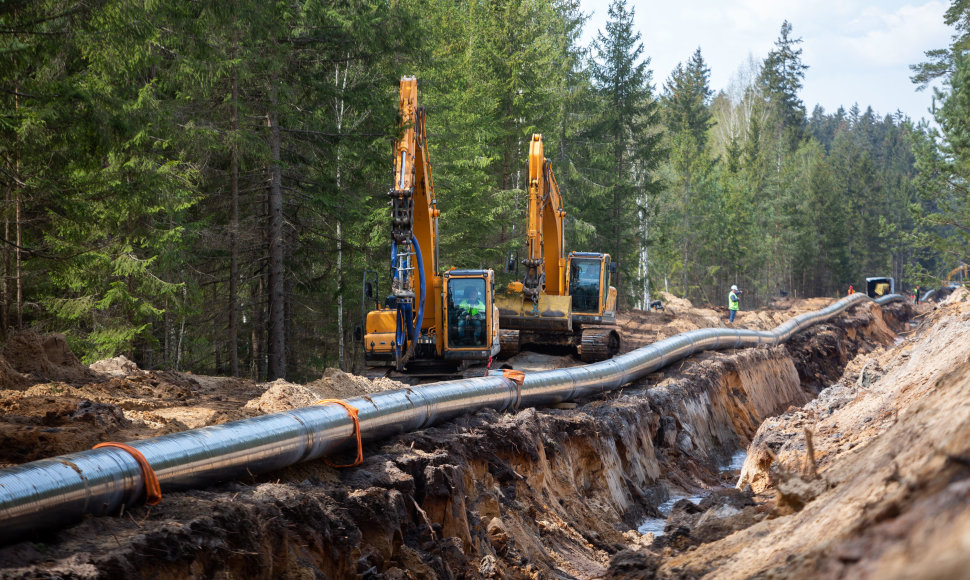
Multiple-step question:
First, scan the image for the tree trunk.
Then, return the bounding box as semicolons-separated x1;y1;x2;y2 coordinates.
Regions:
613;136;623;308
251;273;264;381
12;72;20;331
640;188;649;308
334;63;348;370
266;82;286;380
164;298;172;368
228;31;240;377
14;130;21;330
681;177;690;297
3;169;8;336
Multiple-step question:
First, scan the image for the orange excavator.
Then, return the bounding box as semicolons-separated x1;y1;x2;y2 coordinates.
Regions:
497;134;620;362
359;77;500;376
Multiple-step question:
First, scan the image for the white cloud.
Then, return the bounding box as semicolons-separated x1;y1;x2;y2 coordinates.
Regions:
842;2;950;67
581;0;950;119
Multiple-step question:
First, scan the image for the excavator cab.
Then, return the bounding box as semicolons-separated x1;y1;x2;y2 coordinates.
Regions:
443;270;500;358
567;252;617;324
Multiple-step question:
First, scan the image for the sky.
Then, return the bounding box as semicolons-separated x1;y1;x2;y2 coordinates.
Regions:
578;0;953;122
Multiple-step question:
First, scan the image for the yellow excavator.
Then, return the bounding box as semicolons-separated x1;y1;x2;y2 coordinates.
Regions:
359;77;500;376
497;134;620;362
946;263;968;287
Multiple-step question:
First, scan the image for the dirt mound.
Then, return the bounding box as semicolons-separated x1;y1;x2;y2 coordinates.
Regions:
245;369;407;414
2;330;95;383
0;394;130;466
943;285;969;305
656;291;722;325
0;357;27;391
244;379;321;413
304;367;406;399
90;355;143;377
0;295;921;577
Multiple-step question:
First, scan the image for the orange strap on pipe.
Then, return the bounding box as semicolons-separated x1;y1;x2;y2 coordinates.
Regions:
316;399;364;468
502;369;526;409
93;442;162;506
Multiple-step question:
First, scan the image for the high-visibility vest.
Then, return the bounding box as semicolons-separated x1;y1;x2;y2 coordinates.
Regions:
460;299;485;316
729;290;739;310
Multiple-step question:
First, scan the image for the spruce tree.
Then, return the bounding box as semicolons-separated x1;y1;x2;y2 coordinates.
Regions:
586;0;664;306
759;20;808;151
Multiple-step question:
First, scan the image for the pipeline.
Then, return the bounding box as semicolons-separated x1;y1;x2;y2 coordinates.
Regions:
0;293;904;542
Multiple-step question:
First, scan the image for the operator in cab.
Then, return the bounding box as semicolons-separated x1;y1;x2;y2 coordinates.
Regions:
457;287;486;345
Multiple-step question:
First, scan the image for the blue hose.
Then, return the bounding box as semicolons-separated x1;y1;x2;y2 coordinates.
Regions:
412;234;426;340
391;240;398;281
390;237;426;362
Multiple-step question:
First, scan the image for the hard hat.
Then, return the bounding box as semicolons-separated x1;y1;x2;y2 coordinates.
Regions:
731;285;738;291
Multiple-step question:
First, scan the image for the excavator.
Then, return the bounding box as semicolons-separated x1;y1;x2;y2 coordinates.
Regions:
496;134;620;362
946;263;968;287
359;77;500;377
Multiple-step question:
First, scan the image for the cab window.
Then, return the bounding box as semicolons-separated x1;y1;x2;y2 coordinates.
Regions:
570;258;601;313
448;278;487;347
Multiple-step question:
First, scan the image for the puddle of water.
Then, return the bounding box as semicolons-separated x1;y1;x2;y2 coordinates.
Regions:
724;449;747;472
637;449;747;537
637;493;705;535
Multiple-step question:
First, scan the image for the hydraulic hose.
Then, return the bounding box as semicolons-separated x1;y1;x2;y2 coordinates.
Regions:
412;234;426;338
0;293;905;542
390;240;397;281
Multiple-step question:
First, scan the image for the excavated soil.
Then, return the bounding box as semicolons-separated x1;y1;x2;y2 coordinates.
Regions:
0;297;921;578
628;289;970;579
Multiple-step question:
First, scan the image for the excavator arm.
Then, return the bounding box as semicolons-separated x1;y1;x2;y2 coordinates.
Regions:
522;134;567;300
496;134;572;332
946;263;968;284
388;77;440;370
363;77;498;375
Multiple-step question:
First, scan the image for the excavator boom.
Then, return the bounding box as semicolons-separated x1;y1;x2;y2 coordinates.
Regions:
362;77;499;376
497;135;572;332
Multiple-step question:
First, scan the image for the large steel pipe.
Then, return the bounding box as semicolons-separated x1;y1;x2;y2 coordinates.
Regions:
0;293;904;542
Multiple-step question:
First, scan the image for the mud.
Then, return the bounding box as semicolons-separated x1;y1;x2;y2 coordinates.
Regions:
0;297;914;578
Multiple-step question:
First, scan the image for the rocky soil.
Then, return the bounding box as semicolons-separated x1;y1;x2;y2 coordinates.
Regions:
0;296;919;578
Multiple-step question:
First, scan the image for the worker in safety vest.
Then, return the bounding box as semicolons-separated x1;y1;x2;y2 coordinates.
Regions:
848;285;854;295
728;285;741;323
457;287;486;344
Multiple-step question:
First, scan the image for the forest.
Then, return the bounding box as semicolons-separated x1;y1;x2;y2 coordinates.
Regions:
0;0;965;381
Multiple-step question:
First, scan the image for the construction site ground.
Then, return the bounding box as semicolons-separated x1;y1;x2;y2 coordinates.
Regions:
1;290;966;578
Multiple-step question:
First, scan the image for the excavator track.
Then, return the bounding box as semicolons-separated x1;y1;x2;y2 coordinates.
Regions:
577;326;621;362
499;329;521;358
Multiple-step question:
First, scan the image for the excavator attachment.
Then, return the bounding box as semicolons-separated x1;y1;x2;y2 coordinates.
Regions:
496;292;572;332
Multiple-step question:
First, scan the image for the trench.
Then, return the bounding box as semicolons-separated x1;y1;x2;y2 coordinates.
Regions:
636;449;747;537
0;301;911;579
